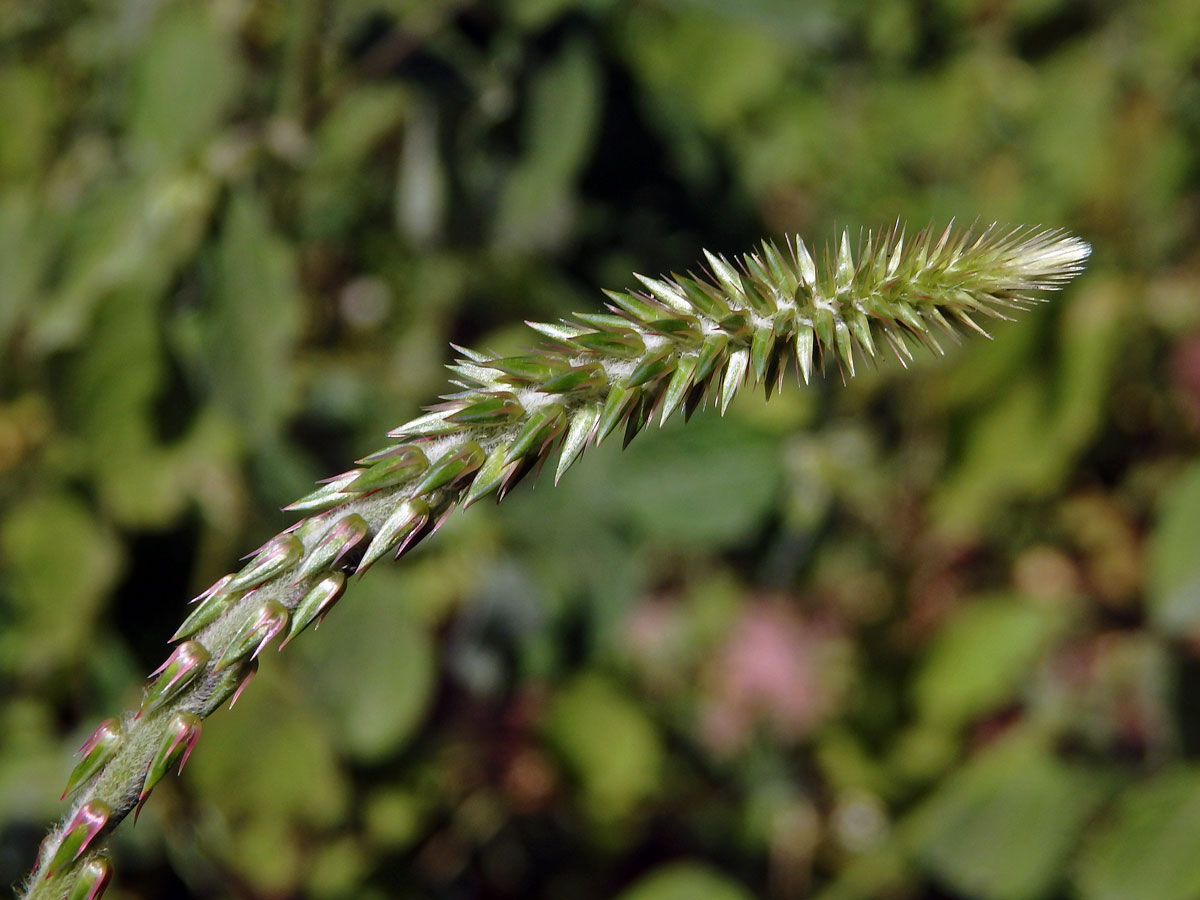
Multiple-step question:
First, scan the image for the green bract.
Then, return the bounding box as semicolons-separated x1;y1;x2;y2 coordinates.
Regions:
21;223;1089;900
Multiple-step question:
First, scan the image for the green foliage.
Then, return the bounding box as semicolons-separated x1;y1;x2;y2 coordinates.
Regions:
908;733;1114;900
1075;767;1200;900
1148;462;1200;635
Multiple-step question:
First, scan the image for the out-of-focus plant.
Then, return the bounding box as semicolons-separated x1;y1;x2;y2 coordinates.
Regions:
18;224;1088;899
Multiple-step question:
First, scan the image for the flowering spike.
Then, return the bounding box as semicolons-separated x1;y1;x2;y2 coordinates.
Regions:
61;720;122;800
21;223;1092;899
45;801;111;878
225;535;302;593
138;712;203;817
282;572;347;646
212;599;289;671
139;642;209;717
357;500;430;574
294;513;369;582
65;855;112;900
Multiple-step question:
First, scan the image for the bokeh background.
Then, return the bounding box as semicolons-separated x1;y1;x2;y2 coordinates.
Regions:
3;1;1200;898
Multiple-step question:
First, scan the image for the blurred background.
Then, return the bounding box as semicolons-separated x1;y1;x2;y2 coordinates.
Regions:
2;0;1199;898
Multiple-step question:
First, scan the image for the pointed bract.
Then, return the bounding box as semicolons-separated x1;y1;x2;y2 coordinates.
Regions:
282;572;347;645
213;600;289;671
140;643;209;717
226;535;302;593
357;500;431;573
45;802;111;878
66;856;112;900
138;712;203;816
62;720;122;800
294;514;369;582
413;442;485;496
172;587;236;642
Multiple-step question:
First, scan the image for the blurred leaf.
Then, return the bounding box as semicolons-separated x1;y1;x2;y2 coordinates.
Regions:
617;413;781;548
912;596;1059;727
544;674;663;826
1075;767;1200;900
301;85;408;239
0;187;51;347
127;1;242;164
909;733;1113;900
0;700;74;822
0;491;122;676
934;280;1122;533
294;569;436;763
616;861;755;900
30;171;217;353
1147;461;1200;635
186;666;350;894
67;282;188;527
0;63;58;182
618;6;789;132
200;191;302;447
492;37;601;252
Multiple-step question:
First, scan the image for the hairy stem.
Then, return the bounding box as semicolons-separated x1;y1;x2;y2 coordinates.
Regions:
20;222;1089;900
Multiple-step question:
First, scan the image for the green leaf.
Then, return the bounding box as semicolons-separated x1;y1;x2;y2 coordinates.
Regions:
1075;767;1200;900
1147;462;1200;635
301;85;408;238
912;596;1059;726
909;733;1112;900
201;192;302;446
617;414;780;549
184;666;350;894
616;862;755;900
543;674;663;825
492;38;601;251
127;3;243;163
0;63;59;182
0;492;122;677
293;570;435;763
